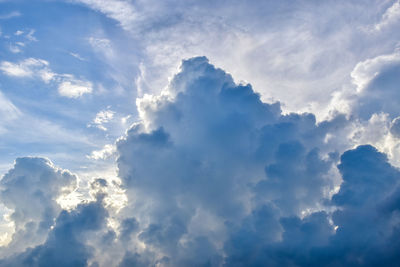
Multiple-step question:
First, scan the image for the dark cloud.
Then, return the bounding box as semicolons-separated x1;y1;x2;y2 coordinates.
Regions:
225;145;400;267
327;145;400;266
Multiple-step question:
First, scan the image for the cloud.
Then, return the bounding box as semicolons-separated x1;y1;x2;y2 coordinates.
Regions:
0;197;109;267
0;11;21;20
0;58;93;98
73;0;136;31
375;0;400;31
351;52;400;94
0;58;49;77
334;51;400;121
70;0;400;120
2;56;400;266
0;157;77;257
0;90;20;134
88;37;114;59
326;51;400;165
88;144;116;160
88;110;115;131
390;117;400;138
25;29;37;42
327;145;400;266
69;52;86;61
223;145;400;266
0;90;20;119
58;80;93;98
115;56;349;265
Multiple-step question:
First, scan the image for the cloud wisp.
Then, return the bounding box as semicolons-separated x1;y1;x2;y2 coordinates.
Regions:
0;58;93;98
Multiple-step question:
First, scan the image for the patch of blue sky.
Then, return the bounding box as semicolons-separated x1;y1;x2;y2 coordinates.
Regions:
0;0;141;172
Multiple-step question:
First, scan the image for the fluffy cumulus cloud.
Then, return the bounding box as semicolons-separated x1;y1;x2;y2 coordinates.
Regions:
0;198;109;267
332;50;400;166
113;57;399;266
0;157;77;257
58;79;93;98
2;57;400;266
348;52;400;120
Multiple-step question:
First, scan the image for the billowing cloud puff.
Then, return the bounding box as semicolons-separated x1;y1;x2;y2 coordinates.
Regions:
115;57;348;265
115;57;400;266
349;52;400;120
224;145;400;266
2;57;400;266
0;157;77;257
0;198;108;267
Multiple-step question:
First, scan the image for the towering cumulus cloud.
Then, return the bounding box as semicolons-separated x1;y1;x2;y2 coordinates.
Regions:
1;57;400;266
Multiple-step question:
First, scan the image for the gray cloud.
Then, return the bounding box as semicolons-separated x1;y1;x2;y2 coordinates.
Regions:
115;57;348;265
0;198;108;267
0;157;77;257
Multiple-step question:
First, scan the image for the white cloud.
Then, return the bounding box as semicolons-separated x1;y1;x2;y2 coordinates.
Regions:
73;0;136;30
0;157;77;256
25;29;37;42
58;79;93;98
0;58;92;98
75;0;380;120
0;58;48;77
69;52;86;61
14;30;23;36
351;52;400;92
88;109;115;131
88;144;116;160
375;0;400;31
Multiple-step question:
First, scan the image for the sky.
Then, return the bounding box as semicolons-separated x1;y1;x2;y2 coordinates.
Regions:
0;0;400;266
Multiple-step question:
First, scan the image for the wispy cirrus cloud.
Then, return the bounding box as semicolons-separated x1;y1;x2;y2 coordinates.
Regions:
0;11;21;20
72;0;136;30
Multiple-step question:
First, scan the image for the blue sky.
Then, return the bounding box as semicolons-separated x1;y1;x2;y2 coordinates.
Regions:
1;0;400;266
